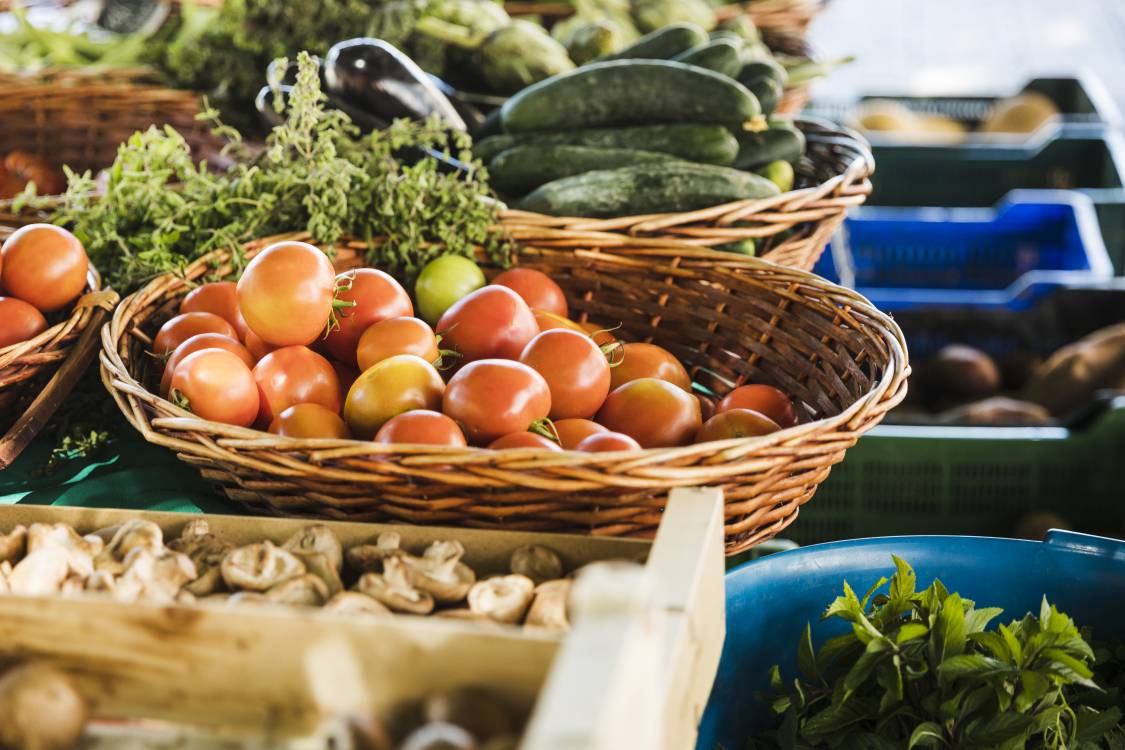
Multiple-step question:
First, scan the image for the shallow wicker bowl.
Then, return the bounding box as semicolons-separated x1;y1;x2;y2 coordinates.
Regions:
0;226;117;467
500;118;872;272
101;233;908;554
0;67;227;220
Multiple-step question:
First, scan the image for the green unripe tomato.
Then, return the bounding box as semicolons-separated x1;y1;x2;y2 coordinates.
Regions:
414;255;486;325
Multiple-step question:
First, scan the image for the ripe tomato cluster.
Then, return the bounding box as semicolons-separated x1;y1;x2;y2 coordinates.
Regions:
155;240;799;451
0;224;90;349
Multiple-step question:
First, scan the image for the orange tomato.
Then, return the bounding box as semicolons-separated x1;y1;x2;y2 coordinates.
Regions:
489;432;562;451
243;329;277;361
344;354;445;439
169;349;259;427
374;410;467;447
553;418;608;449
533;309;589;336
237;241;336;347
356;317;440;372
153;312;238;357
695;408;780;443
609;342;691;392
160;333;254;397
579;321;619;347
492;267;568;317
269;403;352;439
442;359;551;445
252;346;341;426
180;282;251;340
519;329;611;420
575;432;641;452
595;378;701;448
325;268;413;364
715;384;798;428
0;224;88;312
0;297;48;348
436;285;538;362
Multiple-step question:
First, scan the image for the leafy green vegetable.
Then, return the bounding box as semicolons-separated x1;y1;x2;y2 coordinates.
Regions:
21;50;506;292
749;557;1124;749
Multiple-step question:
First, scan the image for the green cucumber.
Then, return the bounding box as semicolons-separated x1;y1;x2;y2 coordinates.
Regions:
734;124;806;171
708;30;746;47
672;39;743;78
757;159;795;192
515;162;780;218
501;60;760;132
745;75;783;116
474;123;739;165
489;145;676;196
595;22;708;62
738;59;788;87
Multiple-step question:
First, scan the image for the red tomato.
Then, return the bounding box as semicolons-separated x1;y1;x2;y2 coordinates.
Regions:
160;333;254;397
252;346;341;426
153;312;238;357
442;359;551;444
243;329;277;361
0;224;88;312
575;432;641;452
492;268;568;317
695;408;780;443
344;354;445;439
436;285;538;362
237;241;336;347
595;378;702;448
0;297;48;348
356;317;439;372
374;410;467;447
331;360;359;408
269;403;352;439
553;418;607;449
580;321;619;347
489;432;562;451
715;384;798;428
609;342;691;392
519;329;610;420
169;349;259;427
181;282;250;340
533;309;589;336
325;269;413;364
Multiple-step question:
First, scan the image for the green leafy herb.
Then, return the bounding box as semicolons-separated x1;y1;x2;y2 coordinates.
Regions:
749;557;1124;749
25;50;506;292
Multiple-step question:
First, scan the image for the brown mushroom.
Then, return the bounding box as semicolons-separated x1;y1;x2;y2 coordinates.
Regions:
399;722;476;750
0;526;27;565
468;575;535;624
401;541;476;603
283;525;343;573
524;579;571;631
345;532;402;575
355;556;434;615
221;541;305;592
265;573;330;607
424;687;515;742
95;520;164;574
0;662;87;750
7;548;69;595
509;545;563;585
323;591;392;617
293;551;344;597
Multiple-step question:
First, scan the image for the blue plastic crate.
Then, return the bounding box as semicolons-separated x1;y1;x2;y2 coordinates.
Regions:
819;189;1112;310
697;531;1125;749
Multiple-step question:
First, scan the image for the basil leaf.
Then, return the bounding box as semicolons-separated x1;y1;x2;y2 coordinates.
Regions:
907;721;946;748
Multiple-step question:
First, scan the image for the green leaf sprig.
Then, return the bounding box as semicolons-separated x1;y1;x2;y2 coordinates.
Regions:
31;50;506;292
749;557;1124;750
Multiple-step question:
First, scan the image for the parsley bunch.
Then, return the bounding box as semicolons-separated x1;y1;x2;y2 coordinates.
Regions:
751;557;1125;749
31;50;504;292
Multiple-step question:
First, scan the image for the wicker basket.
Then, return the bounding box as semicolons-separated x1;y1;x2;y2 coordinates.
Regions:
0;226;118;468
500;118;872;272
720;0;827;37
101;232;908;554
0;67;227;220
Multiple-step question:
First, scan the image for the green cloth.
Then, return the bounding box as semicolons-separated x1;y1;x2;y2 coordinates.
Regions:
0;435;243;515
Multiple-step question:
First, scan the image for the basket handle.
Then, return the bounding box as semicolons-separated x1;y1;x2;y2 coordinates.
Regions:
0;293;117;469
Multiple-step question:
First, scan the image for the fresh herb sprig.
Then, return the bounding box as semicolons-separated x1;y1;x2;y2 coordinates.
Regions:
26;50;505;292
750;557;1124;749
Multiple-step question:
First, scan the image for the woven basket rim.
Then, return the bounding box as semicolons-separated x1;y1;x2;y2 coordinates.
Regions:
101;232;909;469
0;263;108;368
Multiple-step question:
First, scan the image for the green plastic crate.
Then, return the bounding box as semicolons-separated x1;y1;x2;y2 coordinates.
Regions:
868;124;1125;274
793;402;1125;545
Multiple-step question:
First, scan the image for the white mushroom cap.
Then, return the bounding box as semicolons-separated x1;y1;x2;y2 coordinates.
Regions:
401;541;476;604
283;525;344;573
323;591;392;617
221;541;306;592
355;556;434;615
265;574;330;607
524;579;571;631
7;548;69;596
468;575;535;624
345;532;402;575
95;520;164;574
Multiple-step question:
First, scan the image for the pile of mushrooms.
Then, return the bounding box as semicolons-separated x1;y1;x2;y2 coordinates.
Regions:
0;520;592;630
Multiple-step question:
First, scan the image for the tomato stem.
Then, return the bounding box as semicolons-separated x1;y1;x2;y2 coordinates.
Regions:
602;340;625;368
529;418;560;444
169;389;193;413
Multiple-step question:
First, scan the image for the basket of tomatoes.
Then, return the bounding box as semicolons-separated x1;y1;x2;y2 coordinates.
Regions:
0;224;117;467
101;233;908;554
0;68;227;211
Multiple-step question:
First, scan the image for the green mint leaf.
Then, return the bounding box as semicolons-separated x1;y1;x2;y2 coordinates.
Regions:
896;622;929;646
964;607;1004;635
907;721;947;748
938;654;1015;682
932;593;968;664
968;631;1012;661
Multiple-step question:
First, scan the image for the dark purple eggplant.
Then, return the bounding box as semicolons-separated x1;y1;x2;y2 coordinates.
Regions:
324;38;466;131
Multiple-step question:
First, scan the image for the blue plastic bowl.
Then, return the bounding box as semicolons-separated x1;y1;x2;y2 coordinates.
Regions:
696;531;1125;750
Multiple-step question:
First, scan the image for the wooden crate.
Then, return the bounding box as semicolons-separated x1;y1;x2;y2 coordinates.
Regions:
0;488;724;749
